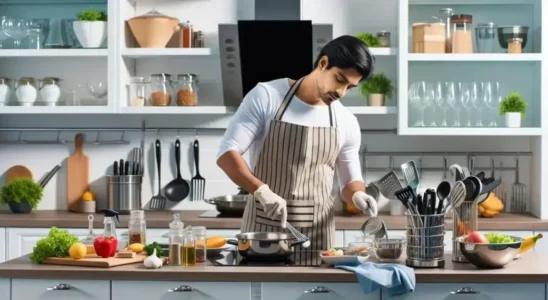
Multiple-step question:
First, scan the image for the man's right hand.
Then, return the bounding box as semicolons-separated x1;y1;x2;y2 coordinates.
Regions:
254;185;287;228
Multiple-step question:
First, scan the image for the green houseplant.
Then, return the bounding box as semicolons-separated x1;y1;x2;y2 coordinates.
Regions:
499;91;527;128
0;178;43;214
359;72;395;106
73;7;108;48
355;33;380;47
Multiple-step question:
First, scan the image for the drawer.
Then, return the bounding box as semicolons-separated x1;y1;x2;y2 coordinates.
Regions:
112;280;252;300
11;279;109;300
262;282;379;300
383;283;545;300
0;279;9;300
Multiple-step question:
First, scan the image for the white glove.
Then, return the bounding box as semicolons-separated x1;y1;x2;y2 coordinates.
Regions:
254;185;287;228
352;191;378;217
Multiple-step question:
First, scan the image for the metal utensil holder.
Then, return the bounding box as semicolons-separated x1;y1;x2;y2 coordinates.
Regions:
452;201;478;262
405;213;445;268
106;175;143;214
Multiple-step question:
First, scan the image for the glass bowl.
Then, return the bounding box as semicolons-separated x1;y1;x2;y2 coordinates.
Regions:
372;237;406;261
348;242;372;257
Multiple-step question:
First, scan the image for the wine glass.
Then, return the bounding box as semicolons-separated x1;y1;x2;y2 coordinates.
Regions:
434;82;447;127
445;82;458;127
408;82;419;127
482;81;496;127
469;82;483;126
4;19;28;49
0;16;10;49
415;81;427;127
458;82;471;127
424;82;436;126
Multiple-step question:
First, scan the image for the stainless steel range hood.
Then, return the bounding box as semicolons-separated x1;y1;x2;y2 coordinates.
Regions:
218;0;333;106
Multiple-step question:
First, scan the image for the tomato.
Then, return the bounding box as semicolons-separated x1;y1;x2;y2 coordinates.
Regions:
465;231;489;244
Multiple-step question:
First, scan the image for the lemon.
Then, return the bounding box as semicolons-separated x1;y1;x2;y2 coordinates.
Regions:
69;243;87;259
128;243;145;253
82;191;95;201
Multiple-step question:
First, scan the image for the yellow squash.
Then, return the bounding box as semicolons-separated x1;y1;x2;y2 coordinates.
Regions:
519;233;543;254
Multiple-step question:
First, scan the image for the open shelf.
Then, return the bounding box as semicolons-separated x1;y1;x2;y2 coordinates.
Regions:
121;48;215;58
0;49;108;58
399;127;542;136
0;106;114;114
407;53;543;62
369;48;398;56
347;106;397;114
120;106;236;115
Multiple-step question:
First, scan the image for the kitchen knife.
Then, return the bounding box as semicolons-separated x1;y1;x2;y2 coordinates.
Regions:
124;160;129;176
416;194;423;215
422;192;429;215
429;190;437;215
119;159;124;175
113;161;118;176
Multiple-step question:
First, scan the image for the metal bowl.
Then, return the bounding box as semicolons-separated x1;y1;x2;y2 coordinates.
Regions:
457;236;523;268
205;194;249;216
497;26;529;49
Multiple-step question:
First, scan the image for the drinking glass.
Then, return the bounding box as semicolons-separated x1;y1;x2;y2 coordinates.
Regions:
4;19;28;49
458;82;471;127
492;82;503;127
445;82;458;127
482;81;496;126
424;82;436;126
415;81;427;127
469;82;483;126
434;82;447;127
0;16;9;48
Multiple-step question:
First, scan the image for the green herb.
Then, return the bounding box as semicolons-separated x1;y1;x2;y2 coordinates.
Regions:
359;72;395;98
30;227;79;263
355;32;380;47
144;242;163;256
485;232;515;244
77;7;107;21
499;91;527;116
0;178;43;209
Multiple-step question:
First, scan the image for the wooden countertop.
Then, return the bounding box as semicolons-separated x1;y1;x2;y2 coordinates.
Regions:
0;253;547;283
0;210;546;231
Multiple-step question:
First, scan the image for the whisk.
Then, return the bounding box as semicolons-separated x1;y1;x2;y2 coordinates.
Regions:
286;222;311;248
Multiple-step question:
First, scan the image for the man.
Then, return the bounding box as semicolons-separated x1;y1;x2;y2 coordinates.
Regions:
217;35;377;264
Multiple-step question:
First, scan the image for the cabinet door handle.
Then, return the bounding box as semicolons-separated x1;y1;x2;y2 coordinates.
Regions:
161;232;169;238
168;285;196;292
47;283;71;291
453;287;480;294
304;286;330;293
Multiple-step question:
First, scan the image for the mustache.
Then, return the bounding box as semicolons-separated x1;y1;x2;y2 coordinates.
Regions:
327;91;340;100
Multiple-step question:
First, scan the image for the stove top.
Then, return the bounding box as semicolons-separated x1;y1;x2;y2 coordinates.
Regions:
199;210;242;218
208;250;321;267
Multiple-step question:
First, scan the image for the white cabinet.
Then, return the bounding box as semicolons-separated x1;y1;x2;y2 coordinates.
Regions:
112;280;252;300
262;282;379;300
0;228;5;263
11;279;109;300
383;283;545;300
7;228;89;260
0;279;9;300
533;231;547;257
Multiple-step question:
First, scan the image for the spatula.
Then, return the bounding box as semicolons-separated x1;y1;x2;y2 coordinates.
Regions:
191;139;206;201
401;160;420;192
375;171;403;199
444;181;466;215
149;139;166;210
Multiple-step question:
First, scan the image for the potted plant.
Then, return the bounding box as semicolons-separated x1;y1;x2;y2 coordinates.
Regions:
499;91;527;128
355;32;379;47
0;178;43;214
359;72;394;106
73;7;108;48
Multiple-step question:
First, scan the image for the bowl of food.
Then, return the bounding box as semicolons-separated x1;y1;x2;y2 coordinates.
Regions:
320;247;369;265
457;231;523;269
497;26;529;49
372;237;405;261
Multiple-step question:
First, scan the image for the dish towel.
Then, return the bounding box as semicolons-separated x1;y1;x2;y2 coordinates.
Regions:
335;261;416;296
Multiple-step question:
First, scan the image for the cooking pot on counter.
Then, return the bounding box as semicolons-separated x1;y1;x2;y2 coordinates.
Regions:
227;232;306;261
205;188;249;216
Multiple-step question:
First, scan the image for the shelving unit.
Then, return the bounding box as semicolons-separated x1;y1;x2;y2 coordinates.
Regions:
407;53;543;62
121;48;215;58
0;49;108;57
0;106;115;114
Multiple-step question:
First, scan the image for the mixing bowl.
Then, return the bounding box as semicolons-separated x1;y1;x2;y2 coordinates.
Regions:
497;26;529;49
457;236;523;268
373;237;405;261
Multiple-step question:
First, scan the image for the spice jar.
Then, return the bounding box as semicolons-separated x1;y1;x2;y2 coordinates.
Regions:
168;213;185;266
183;227;196;266
193;31;204;48
179;20;193;48
193;226;206;262
15;77;37;107
508;37;523;54
148;73;173;106
0;77;12;106
175;74;198;106
376;31;391;47
128;210;146;245
439;8;453;53
129;77;146;107
39;77;61;107
451;14;473;53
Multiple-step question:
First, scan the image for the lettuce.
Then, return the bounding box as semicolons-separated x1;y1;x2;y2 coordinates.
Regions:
30;227;79;263
485;232;515;244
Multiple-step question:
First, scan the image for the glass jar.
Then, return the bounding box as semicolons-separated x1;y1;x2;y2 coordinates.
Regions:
439;8;453;53
148;73;173;106
128;210;146;245
168;214;185;266
475;23;497;53
0;77;12;106
451;14;473;53
192;226;206;262
28;27;42;49
376;31;391;47
179;20;193;48
129;77;146;107
175;74;198;106
15;77;37;107
193;30;205;48
183;227;196;266
39;77;61;107
508;37;523;54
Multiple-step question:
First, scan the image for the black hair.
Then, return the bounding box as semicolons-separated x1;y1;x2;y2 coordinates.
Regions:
313;35;375;82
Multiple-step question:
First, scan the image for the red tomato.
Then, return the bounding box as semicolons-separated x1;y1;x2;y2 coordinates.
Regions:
465;231;489;244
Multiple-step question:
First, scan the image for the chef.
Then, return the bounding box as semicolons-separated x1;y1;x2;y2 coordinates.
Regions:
217;35;377;264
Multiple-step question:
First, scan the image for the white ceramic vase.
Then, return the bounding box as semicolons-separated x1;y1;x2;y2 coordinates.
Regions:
368;94;385;106
504;112;521;128
73;21;107;48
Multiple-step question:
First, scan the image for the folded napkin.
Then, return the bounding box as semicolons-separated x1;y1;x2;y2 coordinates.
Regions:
335;261;416;296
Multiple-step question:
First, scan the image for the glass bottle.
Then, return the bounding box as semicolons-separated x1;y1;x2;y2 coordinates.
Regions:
148;73;173;106
175;74;198;106
183;226;196;266
451;14;473;53
193;226;207;262
439;8;453;53
128;77;146;107
179;20;193;48
128;210;146;245
168;214;185;266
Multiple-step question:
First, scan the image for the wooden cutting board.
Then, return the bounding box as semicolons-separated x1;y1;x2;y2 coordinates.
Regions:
5;165;32;183
42;254;147;268
66;133;89;212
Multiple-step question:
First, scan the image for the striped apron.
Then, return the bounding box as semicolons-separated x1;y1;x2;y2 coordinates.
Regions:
241;77;340;266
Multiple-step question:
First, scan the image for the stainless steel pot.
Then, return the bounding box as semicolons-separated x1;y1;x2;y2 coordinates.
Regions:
227;232;306;260
205;193;248;216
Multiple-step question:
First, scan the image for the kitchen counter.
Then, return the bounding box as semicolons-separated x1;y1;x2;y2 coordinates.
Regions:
0;210;546;231
0;252;547;283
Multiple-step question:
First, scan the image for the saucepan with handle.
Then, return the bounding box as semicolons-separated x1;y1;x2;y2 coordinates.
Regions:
227;232;308;261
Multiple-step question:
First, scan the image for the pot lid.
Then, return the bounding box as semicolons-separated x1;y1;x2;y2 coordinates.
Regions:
130;9;178;21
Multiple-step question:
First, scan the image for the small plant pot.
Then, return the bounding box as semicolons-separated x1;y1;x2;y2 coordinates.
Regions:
504;112;521;128
73;21;107;48
8;202;33;214
368;94;385;106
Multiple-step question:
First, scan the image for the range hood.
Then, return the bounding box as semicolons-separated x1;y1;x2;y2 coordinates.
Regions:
218;0;333;107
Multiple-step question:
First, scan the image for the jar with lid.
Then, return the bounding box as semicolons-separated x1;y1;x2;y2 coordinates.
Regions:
129;77;146;107
168;213;185;266
175;74;198;106
183;227;196;266
475;23;497;53
39;77;61;107
508;37;523;53
0;77;12;106
128;210;146;245
15;77;37;107
193;31;205;48
439;8;453;53
192;226;206;262
179;20;193;48
148;73;173;106
376;31;391;47
451;14;473;53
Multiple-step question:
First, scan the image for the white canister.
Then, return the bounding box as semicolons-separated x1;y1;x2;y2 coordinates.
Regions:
504;112;521;128
39;77;62;106
15;77;38;107
0;77;11;106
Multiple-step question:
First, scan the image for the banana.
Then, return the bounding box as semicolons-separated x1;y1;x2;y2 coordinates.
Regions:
519;233;543;254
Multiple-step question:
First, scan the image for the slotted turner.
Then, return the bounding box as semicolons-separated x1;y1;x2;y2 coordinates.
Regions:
401;160;420;192
191;139;206;201
375;171;403;199
444;181;466;215
150;139;167;210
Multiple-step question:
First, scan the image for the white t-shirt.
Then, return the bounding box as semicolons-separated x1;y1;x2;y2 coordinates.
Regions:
217;78;363;190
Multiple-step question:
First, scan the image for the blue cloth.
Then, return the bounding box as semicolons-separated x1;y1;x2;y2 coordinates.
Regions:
335;261;416;296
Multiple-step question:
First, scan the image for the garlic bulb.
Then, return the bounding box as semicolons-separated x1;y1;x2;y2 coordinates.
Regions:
143;248;163;269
